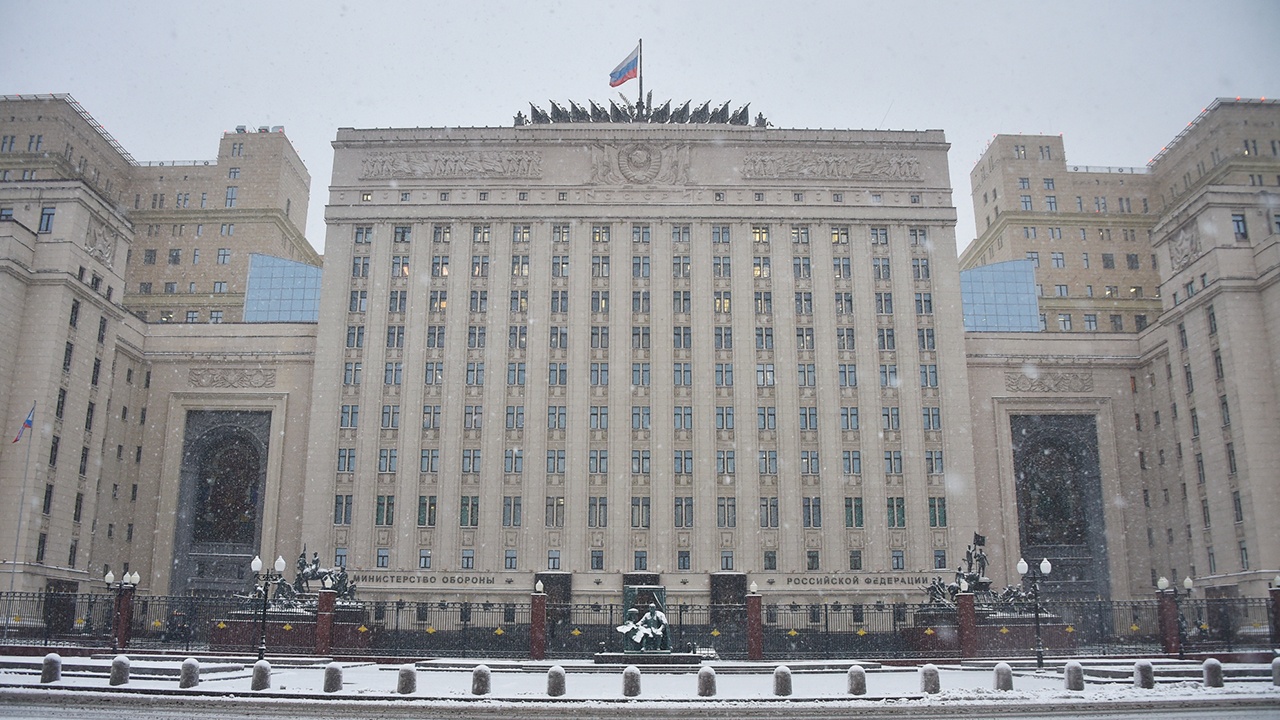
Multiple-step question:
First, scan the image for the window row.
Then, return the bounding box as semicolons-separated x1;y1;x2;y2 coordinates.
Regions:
352;223;933;248
335;493;947;531
336;545;949;573
337;446;941;478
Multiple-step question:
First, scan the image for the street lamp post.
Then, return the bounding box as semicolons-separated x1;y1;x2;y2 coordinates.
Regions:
103;569;140;653
250;555;287;661
1158;575;1194;659
1017;557;1052;671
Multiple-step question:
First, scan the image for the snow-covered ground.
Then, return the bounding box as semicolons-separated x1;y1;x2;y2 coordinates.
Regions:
0;654;1277;719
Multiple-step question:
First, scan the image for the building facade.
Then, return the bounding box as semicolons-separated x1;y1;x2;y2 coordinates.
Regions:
1133;99;1280;599
302;120;979;606
0;95;319;597
962;134;1163;333
1;93;1276;610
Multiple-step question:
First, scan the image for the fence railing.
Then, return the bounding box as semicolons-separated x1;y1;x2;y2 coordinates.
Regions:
0;591;1272;660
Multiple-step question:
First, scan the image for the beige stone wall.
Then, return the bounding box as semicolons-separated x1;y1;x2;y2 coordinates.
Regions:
0;179;140;592
1140;99;1280;597
964;332;1151;598
122;128;317;324
307;124;975;605
126;323;316;594
964;134;1162;333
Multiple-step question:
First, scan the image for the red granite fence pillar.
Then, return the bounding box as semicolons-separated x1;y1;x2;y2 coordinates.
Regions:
957;592;977;658
1157;590;1179;655
315;589;336;656
746;591;763;661
530;590;547;660
1269;585;1280;647
114;587;136;650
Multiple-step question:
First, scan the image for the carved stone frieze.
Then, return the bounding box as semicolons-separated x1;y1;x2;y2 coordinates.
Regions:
589;143;691;185
742;151;921;180
1168;223;1201;271
83;221;117;268
188;368;277;388
1004;371;1094;393
360;150;542;179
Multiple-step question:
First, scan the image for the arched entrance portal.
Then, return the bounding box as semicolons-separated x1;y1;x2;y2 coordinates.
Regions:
1010;414;1109;600
171;411;271;595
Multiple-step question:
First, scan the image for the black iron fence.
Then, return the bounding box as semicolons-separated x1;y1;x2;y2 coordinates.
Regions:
0;591;1273;660
763;601;919;658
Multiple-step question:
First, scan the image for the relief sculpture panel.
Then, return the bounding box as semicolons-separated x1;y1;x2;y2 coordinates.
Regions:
361;150;542;179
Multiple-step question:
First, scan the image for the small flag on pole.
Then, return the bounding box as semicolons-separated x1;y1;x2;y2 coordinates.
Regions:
609;45;640;87
12;403;34;443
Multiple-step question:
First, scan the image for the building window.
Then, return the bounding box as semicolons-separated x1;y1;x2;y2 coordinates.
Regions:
759;496;779;528
887;497;906;527
460;496;480;527
1231;214;1248;240
845;497;864;527
928;497;947;527
461;549;475;569
375;495;395;525
630;496;651;528
418;495;437;526
802;497;822;528
38;207;55;233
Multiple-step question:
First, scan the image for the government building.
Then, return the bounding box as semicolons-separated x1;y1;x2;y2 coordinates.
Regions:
0;94;1275;610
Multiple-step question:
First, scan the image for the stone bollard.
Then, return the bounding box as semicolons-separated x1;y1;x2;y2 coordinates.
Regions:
471;664;490;695
40;653;61;684
109;655;130;686
1202;658;1224;688
1133;660;1154;689
179;658;200;688
697;666;716;697
547;665;566;697
847;665;866;696
773;665;792;696
397;664;416;694
1064;660;1085;691
994;662;1013;691
1273;657;1280;686
324;662;343;693
251;659;271;691
622;665;641;697
919;663;940;694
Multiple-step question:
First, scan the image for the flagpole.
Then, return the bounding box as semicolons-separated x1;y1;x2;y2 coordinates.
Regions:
637;38;644;119
4;403;34;640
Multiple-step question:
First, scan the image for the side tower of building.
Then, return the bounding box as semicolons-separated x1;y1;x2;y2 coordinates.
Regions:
0;95;321;597
122;125;317;324
0;94;145;593
963;135;1162;333
1136;98;1280;599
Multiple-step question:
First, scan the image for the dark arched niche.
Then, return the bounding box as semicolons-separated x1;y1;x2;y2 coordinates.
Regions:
171;410;271;595
1010;414;1110;600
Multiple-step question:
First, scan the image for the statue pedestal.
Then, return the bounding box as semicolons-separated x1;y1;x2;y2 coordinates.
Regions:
593;652;704;665
209;608;372;653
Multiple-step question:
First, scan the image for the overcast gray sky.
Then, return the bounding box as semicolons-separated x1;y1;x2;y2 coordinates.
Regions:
5;1;1277;254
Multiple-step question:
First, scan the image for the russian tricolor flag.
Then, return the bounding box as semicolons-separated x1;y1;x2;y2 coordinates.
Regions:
609;45;640;88
12;403;34;443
